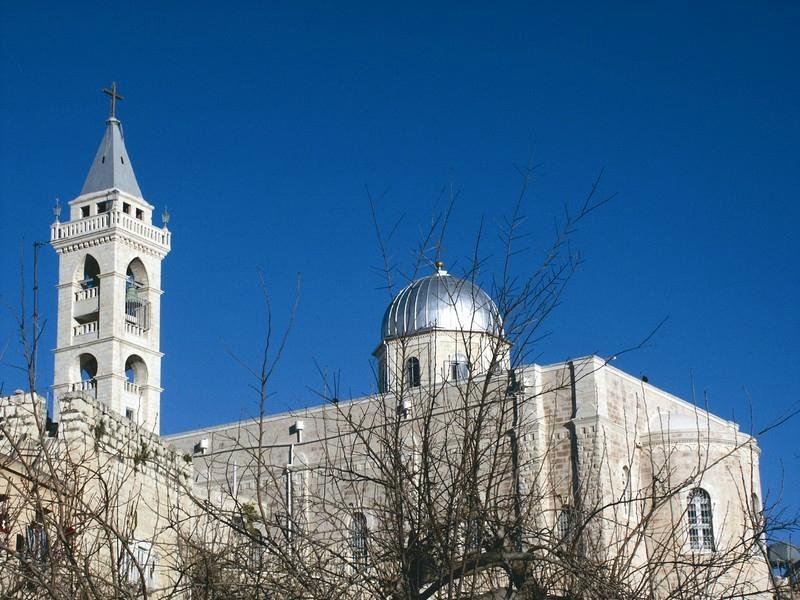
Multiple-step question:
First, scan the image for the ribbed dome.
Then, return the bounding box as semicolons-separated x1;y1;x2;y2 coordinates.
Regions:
381;268;503;341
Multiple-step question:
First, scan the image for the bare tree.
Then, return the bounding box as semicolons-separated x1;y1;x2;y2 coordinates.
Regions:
169;171;792;600
3;170;796;600
1;244;190;599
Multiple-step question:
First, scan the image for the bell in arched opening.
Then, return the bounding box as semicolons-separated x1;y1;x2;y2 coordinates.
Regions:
125;281;150;329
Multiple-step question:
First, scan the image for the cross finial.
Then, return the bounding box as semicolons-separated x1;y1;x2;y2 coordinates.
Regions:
102;82;124;119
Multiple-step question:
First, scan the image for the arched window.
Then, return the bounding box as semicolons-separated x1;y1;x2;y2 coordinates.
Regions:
125;258;149;288
125;259;150;329
449;354;469;381
124;355;147;385
81;255;100;289
79;354;97;380
405;357;421;388
687;488;715;551
74;352;97;392
350;512;368;569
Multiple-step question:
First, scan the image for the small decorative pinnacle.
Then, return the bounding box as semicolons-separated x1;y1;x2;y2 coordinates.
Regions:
161;206;170;227
102;82;124;119
53;197;61;221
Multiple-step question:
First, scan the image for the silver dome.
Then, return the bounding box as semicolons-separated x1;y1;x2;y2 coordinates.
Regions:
381;268;503;341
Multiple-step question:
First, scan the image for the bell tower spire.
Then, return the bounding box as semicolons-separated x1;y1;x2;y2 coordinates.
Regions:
50;85;171;433
81;82;142;198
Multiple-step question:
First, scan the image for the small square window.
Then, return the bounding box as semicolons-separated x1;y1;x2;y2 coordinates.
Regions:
449;357;469;381
97;201;108;214
123;203;131;214
135;208;144;220
125;408;135;421
81;206;90;218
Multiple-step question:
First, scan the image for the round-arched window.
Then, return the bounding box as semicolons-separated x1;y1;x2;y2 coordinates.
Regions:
81;255;100;289
79;353;98;381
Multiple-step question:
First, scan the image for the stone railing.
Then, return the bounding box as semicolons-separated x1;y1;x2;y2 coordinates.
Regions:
75;286;99;302
124;381;141;395
70;380;97;397
51;211;171;250
73;321;99;337
125;321;147;337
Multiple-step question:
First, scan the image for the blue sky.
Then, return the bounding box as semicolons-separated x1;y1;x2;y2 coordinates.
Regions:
1;2;798;526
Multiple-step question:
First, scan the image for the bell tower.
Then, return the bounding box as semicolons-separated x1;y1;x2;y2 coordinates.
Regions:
50;84;171;433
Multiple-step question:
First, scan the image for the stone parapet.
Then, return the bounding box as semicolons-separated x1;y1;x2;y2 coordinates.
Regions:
0;391;48;454
57;391;190;482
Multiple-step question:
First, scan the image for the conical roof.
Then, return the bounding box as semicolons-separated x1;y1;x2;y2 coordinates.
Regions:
80;117;142;197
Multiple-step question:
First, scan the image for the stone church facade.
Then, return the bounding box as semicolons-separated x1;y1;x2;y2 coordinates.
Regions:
0;95;773;598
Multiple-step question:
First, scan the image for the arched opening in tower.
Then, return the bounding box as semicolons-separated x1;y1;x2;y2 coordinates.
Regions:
81;255;100;289
125;258;150;330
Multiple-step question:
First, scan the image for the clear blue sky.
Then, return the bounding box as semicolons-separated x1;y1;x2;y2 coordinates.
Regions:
1;2;798;525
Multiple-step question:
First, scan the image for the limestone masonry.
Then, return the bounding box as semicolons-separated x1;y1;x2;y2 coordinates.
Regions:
0;98;775;599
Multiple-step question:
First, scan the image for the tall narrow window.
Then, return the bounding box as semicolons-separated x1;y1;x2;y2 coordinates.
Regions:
687;488;715;551
405;357;421;388
557;507;575;543
622;466;632;515
247;530;264;570
0;494;9;533
77;353;98;395
377;361;387;394
274;513;291;544
20;521;49;566
125;259;150;330
80;254;101;290
351;512;368;569
463;497;482;552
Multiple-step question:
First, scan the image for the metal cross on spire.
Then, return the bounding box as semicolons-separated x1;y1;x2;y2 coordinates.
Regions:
102;82;124;119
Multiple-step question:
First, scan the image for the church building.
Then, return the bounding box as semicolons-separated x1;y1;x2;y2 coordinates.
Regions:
0;88;774;599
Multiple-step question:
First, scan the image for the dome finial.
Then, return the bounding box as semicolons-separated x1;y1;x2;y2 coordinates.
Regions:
434;260;446;275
